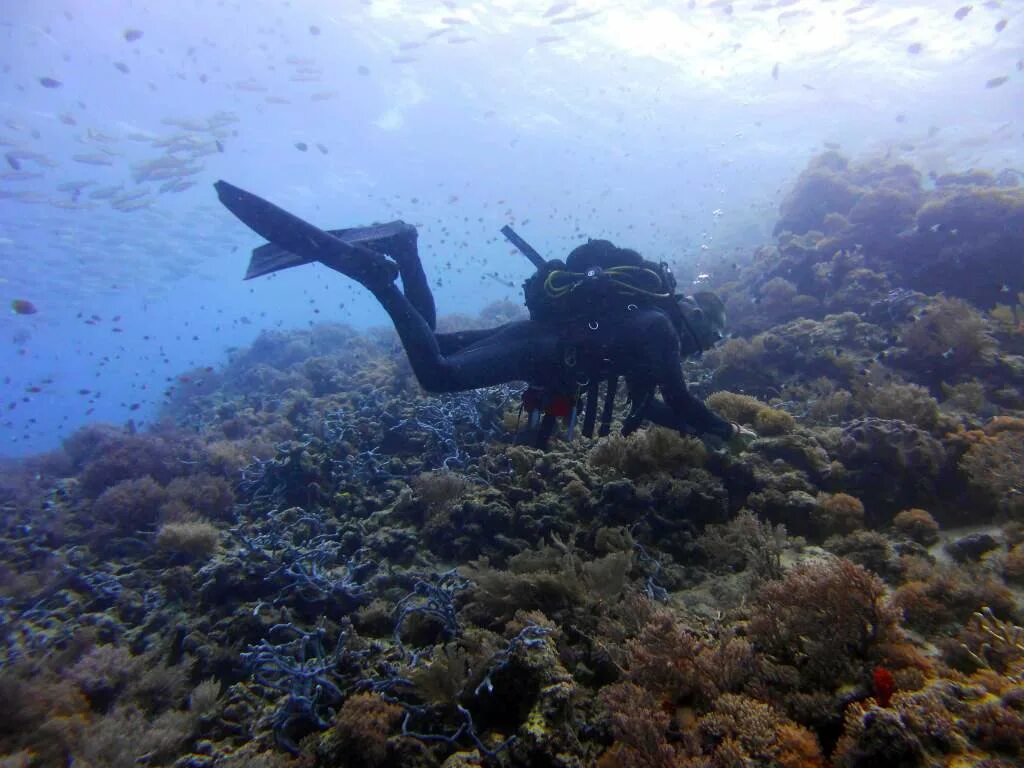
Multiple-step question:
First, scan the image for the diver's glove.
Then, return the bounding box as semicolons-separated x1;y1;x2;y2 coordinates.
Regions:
727;422;758;452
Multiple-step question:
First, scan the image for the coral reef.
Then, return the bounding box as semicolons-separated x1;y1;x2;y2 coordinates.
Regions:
1;152;1023;767
891;508;940;545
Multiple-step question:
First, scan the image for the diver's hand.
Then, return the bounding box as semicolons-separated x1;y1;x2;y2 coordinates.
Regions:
728;422;758;452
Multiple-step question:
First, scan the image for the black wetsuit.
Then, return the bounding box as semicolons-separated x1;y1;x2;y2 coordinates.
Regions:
372;231;734;442
212;179;734;445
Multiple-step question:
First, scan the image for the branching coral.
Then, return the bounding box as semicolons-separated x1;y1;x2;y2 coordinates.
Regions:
412;470;471;515
588;427;707;478
463;542;633;626
892;558;1016;635
695;693;825;768
321;692;403;768
900;295;995;369
957;416;1024;518
957;606;1024;676
696;509;787;581
857;381;940;431
622;611;706;703
748;557;902;690
598;682;677;768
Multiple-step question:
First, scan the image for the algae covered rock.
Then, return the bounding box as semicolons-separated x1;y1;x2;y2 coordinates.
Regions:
835;418;948;522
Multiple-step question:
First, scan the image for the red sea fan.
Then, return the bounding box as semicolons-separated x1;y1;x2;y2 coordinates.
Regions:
872;666;895;707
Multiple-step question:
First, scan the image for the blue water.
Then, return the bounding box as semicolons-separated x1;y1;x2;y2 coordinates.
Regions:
1;0;1019;456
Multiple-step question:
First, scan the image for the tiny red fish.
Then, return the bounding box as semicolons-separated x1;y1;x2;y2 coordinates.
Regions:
11;299;38;315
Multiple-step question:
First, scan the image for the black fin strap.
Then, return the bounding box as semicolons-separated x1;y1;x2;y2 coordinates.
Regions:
582;379;600;438
599;375;618;437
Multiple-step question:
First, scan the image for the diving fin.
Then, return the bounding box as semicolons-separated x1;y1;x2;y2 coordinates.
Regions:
248;222;417;280
214;180;400;285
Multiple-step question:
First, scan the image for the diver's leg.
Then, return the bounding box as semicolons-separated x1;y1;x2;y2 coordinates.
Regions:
435;327;507;355
216;181;539;389
385;228;437;331
373;285;551;392
329;222;435;329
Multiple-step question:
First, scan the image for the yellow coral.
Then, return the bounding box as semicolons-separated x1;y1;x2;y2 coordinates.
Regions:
707;391;764;424
707;391;795;435
522;704;548;739
754;406;796;436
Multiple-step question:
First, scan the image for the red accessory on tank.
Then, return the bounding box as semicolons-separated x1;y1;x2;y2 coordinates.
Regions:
522;387;574;418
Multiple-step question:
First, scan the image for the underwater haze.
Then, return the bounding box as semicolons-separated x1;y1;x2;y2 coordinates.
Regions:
1;0;1019;455
4;2;1024;768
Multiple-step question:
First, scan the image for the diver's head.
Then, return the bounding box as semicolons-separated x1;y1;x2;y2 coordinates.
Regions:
566;239;644;271
677;291;726;352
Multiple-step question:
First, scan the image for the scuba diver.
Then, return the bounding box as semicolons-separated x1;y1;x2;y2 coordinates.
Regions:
214;180;757;450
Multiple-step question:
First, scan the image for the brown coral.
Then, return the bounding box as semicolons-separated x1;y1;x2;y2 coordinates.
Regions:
588;427;707;478
92;476;168;535
598;682;676;768
748;558;902;689
813;492;866;537
900;295;995;369
696;694;825;768
156;520;220;560
162;474;236;522
891;509;940;545
957;417;1024;518
324;692;403;767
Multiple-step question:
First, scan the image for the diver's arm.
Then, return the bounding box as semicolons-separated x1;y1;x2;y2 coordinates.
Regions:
644;314;735;440
642;397;733;439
